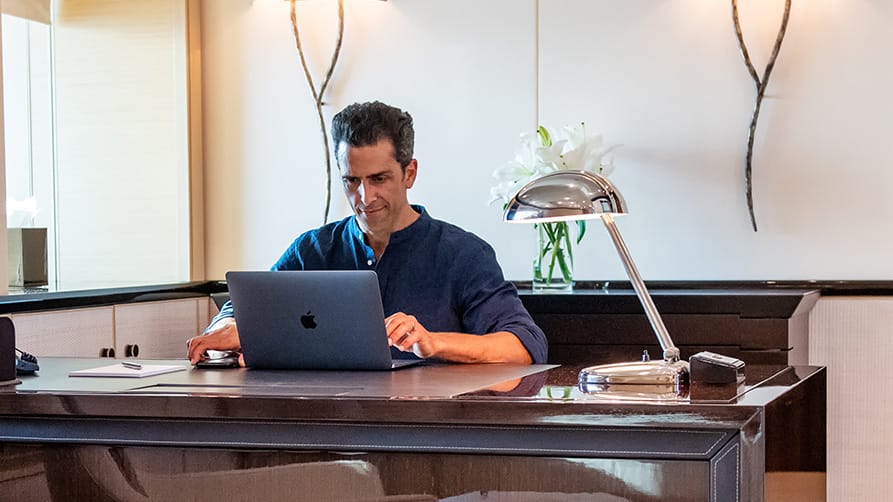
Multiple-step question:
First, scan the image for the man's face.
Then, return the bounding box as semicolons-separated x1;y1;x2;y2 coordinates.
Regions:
338;139;417;237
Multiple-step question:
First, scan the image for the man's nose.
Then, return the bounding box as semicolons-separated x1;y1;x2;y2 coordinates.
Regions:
359;180;375;204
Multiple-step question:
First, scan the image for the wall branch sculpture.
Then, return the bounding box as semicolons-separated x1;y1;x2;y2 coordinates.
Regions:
731;0;792;232
290;0;345;224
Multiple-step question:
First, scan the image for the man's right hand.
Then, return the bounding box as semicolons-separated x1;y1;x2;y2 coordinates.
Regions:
187;318;243;365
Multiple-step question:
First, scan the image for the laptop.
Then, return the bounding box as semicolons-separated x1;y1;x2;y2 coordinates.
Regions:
226;270;421;370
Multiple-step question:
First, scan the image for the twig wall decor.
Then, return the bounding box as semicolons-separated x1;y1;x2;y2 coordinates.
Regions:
290;0;345;224
731;0;792;232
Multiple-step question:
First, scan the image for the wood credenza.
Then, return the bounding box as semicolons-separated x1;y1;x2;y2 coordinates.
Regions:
519;284;820;367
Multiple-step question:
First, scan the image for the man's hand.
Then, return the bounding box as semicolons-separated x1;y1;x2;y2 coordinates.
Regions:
186;318;244;365
384;312;533;364
385;312;435;358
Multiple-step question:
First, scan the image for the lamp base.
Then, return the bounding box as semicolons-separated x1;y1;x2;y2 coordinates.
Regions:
578;359;690;396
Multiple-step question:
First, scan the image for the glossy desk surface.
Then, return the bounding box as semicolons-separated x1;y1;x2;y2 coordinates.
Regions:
1;358;821;431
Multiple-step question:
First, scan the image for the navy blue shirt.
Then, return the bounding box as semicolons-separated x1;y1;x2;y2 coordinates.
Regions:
213;206;548;363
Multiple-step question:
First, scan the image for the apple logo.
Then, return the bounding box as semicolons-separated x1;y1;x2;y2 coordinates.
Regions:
300;311;317;329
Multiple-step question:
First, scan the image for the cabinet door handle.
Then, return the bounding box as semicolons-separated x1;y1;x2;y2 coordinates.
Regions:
125;344;140;358
100;347;116;358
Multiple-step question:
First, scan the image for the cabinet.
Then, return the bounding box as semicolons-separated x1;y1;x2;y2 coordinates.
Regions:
10;297;211;359
520;287;819;366
11;307;114;357
115;298;208;359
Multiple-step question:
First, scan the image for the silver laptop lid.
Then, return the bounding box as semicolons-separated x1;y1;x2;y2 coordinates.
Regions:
227;270;409;370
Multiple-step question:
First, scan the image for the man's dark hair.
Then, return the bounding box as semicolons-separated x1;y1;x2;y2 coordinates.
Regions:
331;101;414;168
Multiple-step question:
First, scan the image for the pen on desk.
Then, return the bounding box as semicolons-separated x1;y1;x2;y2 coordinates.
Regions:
121;361;142;370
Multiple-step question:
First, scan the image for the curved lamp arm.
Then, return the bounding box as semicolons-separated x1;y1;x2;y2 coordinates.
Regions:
601;214;679;362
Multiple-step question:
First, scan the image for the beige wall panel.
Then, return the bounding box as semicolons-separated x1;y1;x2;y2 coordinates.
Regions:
11;307;114;357
809;297;893;501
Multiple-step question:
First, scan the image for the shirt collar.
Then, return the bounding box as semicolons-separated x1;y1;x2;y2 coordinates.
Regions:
389;205;429;244
348;205;430;245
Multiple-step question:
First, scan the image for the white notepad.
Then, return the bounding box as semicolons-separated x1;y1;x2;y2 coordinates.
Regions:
69;363;186;378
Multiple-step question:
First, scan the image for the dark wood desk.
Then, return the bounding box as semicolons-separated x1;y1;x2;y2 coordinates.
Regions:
0;359;824;502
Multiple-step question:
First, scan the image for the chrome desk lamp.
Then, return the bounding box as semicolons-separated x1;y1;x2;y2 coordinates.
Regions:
504;171;689;393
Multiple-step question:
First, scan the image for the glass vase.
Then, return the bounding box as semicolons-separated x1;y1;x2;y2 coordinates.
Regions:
533;222;575;293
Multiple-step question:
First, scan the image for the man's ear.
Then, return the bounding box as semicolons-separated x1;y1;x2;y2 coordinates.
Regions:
403;159;418;188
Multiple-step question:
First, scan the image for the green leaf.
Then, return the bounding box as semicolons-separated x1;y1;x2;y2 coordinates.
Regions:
576;220;587;245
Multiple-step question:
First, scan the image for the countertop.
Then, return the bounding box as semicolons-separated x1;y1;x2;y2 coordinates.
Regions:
2;278;892;316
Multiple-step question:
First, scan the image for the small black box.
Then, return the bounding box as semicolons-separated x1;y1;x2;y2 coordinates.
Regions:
690;351;745;384
0;317;15;383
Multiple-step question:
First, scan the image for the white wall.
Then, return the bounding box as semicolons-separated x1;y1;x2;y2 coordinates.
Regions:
201;0;893;281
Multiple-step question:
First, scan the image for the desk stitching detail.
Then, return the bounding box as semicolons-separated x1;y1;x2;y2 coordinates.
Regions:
712;441;739;502
32;416;730;437
0;435;728;456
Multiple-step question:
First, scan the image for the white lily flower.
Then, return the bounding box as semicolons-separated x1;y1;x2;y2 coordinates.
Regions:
488;182;512;206
535;140;567;171
490;122;620;289
490;122;618;205
598;150;617;177
493;161;532;183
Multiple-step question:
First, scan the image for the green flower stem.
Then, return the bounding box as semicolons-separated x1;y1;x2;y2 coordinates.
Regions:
537;222;575;285
563;223;574;265
541;222;557;247
547;223;562;282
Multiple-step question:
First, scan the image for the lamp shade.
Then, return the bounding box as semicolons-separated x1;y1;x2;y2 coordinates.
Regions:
504;171;627;224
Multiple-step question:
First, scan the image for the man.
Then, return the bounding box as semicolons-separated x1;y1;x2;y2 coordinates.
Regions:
187;101;547;365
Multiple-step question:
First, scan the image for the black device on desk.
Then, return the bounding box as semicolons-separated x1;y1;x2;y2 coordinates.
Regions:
0;318;15;383
690;351;745;384
15;349;40;375
195;350;241;369
1;317;40;381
